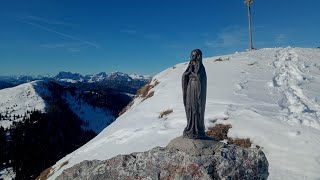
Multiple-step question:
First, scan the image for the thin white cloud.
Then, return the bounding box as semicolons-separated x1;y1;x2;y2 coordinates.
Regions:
205;26;247;48
23;15;75;26
22;20;99;48
40;43;84;53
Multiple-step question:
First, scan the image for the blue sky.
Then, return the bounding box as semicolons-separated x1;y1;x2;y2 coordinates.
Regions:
0;0;319;76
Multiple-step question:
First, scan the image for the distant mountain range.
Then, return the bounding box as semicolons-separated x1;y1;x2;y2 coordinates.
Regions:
0;71;151;94
0;71;150;179
0;71;151;130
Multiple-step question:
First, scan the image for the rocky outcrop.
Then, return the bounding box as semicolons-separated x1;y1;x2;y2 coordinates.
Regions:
56;137;269;180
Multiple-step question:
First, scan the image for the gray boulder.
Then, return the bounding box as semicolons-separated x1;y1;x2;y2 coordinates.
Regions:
57;137;269;180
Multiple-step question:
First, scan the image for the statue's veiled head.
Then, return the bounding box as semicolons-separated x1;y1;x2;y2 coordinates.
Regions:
190;49;202;65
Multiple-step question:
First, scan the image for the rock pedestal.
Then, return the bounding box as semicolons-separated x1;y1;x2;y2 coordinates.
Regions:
167;136;218;156
56;136;269;180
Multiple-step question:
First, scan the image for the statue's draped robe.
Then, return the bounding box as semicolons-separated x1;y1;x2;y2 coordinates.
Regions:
182;49;207;139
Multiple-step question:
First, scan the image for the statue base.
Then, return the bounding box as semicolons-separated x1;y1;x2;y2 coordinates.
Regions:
166;136;219;156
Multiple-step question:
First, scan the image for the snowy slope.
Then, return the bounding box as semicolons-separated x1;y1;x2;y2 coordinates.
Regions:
0;81;50;128
63;92;115;133
49;48;320;180
0;81;115;133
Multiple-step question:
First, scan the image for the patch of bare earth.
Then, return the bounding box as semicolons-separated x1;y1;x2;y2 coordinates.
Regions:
119;79;160;115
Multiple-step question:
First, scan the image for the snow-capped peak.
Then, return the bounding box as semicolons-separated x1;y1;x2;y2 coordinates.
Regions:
129;74;152;80
53;71;150;84
87;72;108;83
55;71;84;83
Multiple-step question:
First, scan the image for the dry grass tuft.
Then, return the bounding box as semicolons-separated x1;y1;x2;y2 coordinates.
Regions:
143;91;154;101
36;167;52;180
248;62;257;66
207;124;232;141
153;80;160;87
120;80;160;115
120;79;160;115
214;57;230;62
159;109;173;118
207;124;253;148
136;84;153;98
228;138;252;148
119;101;134;116
59;160;69;170
136;79;159;99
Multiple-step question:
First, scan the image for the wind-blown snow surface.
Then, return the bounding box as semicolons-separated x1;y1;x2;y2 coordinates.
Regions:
0;81;50;128
49;48;320;180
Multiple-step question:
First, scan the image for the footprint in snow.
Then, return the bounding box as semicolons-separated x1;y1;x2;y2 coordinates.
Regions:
207;112;230;123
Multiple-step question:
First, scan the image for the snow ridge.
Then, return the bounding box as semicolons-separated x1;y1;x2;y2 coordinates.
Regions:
0;81;50;128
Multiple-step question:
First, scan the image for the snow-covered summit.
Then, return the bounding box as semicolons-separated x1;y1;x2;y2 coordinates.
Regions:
0;81;50;128
87;72;108;83
53;71;150;84
107;71;131;81
49;48;320;180
129;73;152;80
106;71;151;81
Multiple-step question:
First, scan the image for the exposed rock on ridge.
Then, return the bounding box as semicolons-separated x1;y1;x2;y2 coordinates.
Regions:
56;137;269;180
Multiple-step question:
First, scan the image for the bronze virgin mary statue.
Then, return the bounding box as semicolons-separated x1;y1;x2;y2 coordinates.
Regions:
182;49;207;139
